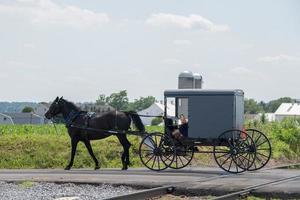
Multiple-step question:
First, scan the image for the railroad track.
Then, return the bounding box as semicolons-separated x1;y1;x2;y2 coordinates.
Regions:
104;163;300;200
213;174;300;200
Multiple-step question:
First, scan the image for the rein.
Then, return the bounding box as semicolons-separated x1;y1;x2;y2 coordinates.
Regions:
122;111;164;118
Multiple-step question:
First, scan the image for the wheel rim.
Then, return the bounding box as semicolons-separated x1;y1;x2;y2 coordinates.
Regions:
167;144;194;169
246;129;272;171
139;133;175;171
214;129;256;174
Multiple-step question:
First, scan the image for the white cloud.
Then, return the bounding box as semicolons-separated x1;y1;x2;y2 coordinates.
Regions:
0;0;110;29
162;58;181;65
258;54;300;62
173;40;192;46
146;13;229;32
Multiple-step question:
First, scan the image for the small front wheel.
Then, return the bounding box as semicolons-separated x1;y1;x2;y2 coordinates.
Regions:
167;144;194;169
139;132;175;171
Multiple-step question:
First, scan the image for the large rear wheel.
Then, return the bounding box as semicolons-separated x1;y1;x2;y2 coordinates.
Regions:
213;129;256;174
246;129;272;171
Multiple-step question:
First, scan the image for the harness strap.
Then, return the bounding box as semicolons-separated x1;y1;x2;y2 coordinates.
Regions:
114;110;118;130
65;110;84;128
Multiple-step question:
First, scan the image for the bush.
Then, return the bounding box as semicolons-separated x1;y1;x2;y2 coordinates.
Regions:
151;117;163;126
246;117;300;160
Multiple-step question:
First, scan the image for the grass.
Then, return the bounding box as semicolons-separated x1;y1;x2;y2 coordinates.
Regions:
19;181;35;188
0;124;163;169
0;119;300;169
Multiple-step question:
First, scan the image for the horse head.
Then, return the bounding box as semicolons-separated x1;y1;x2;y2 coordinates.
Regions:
45;96;64;119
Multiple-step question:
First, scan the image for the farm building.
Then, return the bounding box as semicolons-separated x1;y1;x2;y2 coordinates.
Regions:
138;102;175;125
34;102;49;117
275;102;300;121
245;113;275;122
0;113;14;124
0;113;45;124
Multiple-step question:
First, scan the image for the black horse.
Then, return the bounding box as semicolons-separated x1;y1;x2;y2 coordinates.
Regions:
45;97;145;170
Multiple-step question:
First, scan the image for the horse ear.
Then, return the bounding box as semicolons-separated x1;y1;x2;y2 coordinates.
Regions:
55;96;59;101
60;96;63;100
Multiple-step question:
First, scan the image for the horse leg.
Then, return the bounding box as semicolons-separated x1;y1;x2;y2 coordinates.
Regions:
123;136;132;166
83;140;100;170
65;138;79;170
117;135;131;170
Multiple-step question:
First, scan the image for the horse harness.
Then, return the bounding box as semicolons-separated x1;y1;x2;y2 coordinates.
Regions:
65;110;95;129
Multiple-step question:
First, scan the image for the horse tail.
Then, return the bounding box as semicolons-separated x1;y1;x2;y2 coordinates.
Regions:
125;111;145;132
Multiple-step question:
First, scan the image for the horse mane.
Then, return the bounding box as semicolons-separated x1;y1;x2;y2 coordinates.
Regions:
61;98;81;112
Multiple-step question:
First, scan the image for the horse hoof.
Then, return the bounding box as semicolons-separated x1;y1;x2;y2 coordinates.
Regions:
64;166;71;170
122;167;128;170
95;166;100;170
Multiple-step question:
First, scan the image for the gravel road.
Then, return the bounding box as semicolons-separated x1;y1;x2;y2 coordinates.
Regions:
0;181;137;200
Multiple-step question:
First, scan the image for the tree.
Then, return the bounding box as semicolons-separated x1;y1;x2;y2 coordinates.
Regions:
128;96;156;111
264;97;293;113
96;94;107;105
244;98;263;114
22;106;34;113
260;112;266;124
106;90;129;110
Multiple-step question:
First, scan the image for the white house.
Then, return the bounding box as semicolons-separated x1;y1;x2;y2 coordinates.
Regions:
138;102;175;125
0;113;45;124
34;103;49;117
275;103;300;121
0;113;14;124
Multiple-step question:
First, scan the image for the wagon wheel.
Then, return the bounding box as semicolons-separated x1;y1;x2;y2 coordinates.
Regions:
166;143;194;169
139;132;175;171
246;129;272;171
213;129;256;174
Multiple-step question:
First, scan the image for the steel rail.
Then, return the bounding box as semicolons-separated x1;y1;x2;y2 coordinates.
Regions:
104;185;174;200
213;174;300;200
107;163;300;200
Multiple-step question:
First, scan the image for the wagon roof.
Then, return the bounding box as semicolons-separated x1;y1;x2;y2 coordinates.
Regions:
164;89;244;97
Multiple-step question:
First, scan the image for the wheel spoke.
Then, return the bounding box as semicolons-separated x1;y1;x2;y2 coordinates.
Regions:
256;152;269;158
145;154;155;165
256;148;271;151
157;156;161;170
220;154;231;166
178;156;185;167
151;156;157;169
254;133;262;144
215;151;231;159
256;140;268;147
143;142;155;150
228;158;233;171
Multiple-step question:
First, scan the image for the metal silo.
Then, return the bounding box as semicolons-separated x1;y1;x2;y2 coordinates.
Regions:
178;71;194;89
193;73;202;89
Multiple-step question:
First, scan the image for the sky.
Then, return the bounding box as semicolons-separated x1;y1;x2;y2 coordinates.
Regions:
0;0;299;102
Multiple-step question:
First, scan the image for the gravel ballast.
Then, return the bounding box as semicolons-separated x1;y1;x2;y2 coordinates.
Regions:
0;181;138;200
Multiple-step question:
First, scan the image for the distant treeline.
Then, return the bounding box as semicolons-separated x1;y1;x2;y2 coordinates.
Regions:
0;102;38;113
0;92;294;115
245;97;293;114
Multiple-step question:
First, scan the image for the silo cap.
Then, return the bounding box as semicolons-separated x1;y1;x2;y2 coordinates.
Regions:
179;71;193;78
193;73;202;79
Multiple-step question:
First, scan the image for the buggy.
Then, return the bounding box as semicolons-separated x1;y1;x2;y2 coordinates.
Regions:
138;89;271;173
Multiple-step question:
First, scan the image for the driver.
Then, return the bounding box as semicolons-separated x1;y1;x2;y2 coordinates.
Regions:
172;114;188;139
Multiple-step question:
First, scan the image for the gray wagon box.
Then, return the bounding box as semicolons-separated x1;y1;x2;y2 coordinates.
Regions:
164;89;244;139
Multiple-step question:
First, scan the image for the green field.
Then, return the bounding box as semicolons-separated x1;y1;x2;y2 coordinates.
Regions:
0;118;299;169
0;125;163;169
